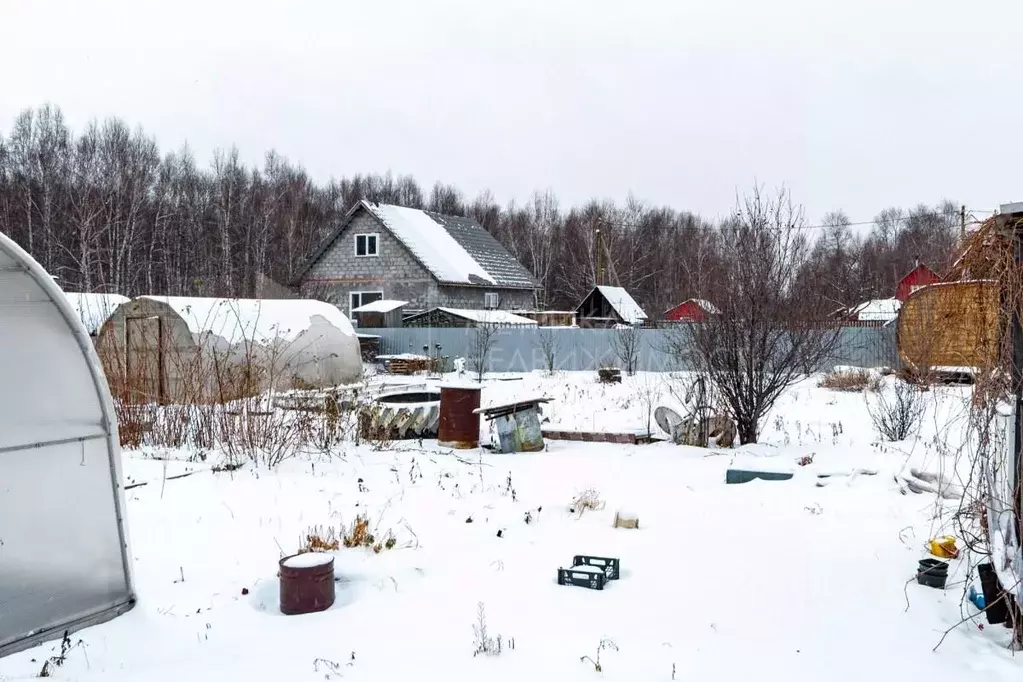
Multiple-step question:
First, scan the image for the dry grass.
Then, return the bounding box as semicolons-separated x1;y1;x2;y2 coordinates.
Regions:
818;368;880;392
299;525;341;552
298;516;398;555
342;515;397;553
569;488;605;516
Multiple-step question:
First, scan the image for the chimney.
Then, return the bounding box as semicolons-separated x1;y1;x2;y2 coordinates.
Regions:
914;255;919;269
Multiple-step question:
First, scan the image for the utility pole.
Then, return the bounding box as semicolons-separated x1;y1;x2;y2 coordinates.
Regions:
1000;202;1023;547
595;228;603;287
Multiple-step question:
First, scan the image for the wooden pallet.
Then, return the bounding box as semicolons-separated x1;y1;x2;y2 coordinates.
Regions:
384;357;438;375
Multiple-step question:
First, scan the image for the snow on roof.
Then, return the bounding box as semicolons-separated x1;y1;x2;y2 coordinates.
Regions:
366;204;495;285
351;299;408;313
690;299;720;314
436;308;537;326
139;296;356;344
849;298;901;321
595;286;647;323
63;292;130;335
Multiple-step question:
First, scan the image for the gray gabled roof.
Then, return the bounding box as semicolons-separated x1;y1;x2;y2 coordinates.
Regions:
424;211;538;288
296;201;538;289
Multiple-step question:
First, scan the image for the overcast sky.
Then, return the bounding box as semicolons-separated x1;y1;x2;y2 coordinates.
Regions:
1;0;1019;224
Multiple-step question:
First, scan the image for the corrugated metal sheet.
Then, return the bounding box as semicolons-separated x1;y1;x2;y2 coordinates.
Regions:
369;326;899;373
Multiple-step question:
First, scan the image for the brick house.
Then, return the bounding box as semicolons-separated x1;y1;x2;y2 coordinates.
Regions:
295;200;539;317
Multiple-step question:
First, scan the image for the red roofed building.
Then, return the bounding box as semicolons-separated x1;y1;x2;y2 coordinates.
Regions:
896;262;941;302
663;298;720;323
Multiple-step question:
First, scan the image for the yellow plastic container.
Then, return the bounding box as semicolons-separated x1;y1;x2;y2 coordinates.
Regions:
928;536;959;559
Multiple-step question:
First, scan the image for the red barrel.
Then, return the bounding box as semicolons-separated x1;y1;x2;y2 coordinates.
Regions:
438;384;482;449
279;552;335;615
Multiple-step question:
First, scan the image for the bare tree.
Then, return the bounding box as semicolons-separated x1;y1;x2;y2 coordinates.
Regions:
0;102;967;325
666;186;839;444
535;326;561;374
611;325;642;376
469;320;500;383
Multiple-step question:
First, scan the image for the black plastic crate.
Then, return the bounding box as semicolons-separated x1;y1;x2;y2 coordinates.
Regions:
558;566;608;590
573;555;620;580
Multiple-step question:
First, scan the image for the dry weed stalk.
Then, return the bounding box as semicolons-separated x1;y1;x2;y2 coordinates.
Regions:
570;488;605;516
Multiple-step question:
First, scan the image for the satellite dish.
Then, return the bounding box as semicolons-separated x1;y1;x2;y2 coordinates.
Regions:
654;406;684;437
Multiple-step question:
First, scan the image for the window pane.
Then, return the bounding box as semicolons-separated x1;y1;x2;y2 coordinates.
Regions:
367;235;378;255
356;235;366;256
364;292;383;304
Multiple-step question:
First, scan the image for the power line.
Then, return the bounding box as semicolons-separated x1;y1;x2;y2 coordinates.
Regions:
595;208;997;232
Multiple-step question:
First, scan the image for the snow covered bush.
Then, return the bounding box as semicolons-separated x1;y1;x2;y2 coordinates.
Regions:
866;379;925;441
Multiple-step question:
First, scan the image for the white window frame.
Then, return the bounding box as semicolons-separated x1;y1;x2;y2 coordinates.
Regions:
484;292;500;309
350;291;384;316
354;233;379;257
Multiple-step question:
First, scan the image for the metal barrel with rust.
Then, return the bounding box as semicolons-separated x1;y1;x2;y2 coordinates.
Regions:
438;382;482;448
279;552;335;615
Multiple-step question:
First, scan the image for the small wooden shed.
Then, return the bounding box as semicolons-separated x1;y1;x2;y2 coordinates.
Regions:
97;296;363;403
896;280;999;370
575;286;647;328
351;299;407;328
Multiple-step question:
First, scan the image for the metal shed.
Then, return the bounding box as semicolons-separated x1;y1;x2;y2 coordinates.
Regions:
0;231;135;657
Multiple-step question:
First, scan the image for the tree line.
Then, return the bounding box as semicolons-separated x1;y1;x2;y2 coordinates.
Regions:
0;104;962;315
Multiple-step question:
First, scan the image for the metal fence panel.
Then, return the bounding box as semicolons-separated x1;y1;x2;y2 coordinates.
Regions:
369;325;899;374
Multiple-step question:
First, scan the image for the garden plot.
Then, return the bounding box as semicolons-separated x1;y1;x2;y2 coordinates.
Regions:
0;372;1016;682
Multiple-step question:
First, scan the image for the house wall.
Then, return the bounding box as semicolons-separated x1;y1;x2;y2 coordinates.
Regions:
896;265;940;302
301;212;436;314
435;285;534;311
664;301;707;323
299;209;536;317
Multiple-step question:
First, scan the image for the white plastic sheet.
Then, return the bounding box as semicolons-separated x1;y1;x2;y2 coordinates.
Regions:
0;232;134;657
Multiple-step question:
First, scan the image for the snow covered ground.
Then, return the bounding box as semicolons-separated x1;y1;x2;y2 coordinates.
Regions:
1;371;1019;681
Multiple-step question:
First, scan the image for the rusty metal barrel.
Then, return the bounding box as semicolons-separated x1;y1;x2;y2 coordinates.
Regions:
279;552;335;615
438;383;482;448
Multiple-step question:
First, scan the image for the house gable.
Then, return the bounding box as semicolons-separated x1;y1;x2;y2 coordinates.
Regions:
302;208;434;285
297;205;538;315
896;263;940;302
297;201;538;290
